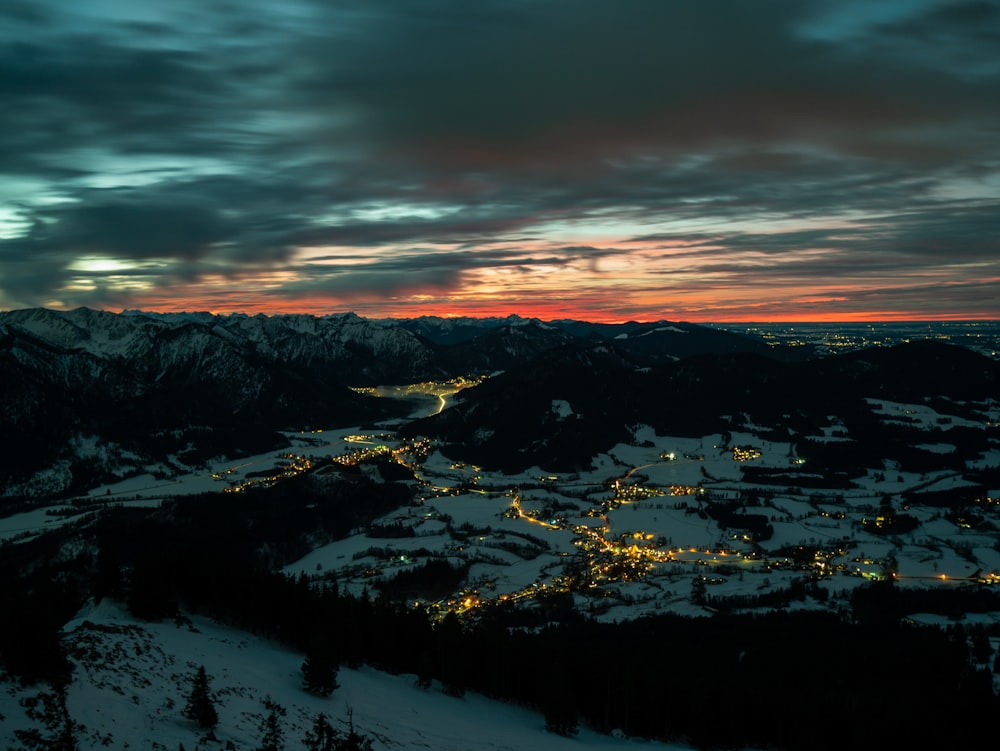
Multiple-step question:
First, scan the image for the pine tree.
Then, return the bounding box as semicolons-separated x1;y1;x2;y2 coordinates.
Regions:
971;629;993;664
303;709;374;751
183;665;219;729
541;661;578;737
256;697;286;751
302;635;339;696
302;713;336;751
415;648;434;690
436;612;466;697
334;708;374;751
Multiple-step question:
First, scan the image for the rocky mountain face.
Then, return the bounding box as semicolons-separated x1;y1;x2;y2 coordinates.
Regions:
0;309;433;497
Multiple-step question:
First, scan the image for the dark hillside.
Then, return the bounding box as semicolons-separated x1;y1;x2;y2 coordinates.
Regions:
407;341;1000;473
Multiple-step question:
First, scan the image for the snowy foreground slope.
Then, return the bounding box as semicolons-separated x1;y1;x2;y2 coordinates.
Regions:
1;599;687;751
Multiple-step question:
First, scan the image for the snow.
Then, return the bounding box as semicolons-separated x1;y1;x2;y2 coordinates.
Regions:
0;599;691;751
907;611;1000;628
915;473;982;494
74;427;363;501
865;398;984;430
0;499;161;544
916;443;957;454
550;399;574;419
968;450;1000;470
614;327;686;339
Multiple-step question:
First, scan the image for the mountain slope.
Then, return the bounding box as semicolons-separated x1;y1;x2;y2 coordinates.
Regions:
1;598;687;751
406;340;1000;473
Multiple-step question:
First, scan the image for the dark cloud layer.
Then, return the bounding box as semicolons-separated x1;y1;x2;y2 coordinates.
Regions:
0;0;997;319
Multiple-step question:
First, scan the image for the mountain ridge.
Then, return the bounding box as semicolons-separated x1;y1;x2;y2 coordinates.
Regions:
2;308;989;499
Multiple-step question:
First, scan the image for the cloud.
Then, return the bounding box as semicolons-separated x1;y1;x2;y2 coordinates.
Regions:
316;0;999;167
0;0;996;319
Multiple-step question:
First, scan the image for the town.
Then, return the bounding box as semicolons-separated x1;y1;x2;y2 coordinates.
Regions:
266;396;1000;625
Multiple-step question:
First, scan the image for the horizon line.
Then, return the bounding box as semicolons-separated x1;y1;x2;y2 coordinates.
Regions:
1;305;997;326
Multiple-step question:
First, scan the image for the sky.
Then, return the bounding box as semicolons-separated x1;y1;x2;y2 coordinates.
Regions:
1;0;998;322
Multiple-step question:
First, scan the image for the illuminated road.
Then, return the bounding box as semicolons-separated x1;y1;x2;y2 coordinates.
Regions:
431;393;447;415
354;376;486;419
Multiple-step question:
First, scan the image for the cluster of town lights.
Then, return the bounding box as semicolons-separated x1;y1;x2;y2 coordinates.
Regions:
228;415;998;622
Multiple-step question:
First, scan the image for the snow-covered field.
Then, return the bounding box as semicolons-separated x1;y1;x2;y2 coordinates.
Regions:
272;413;1000;622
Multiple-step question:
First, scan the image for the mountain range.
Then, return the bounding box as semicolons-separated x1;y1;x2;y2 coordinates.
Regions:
0;308;792;498
2;307;996;500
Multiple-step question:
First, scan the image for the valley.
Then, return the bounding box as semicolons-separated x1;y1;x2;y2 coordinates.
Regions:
3;310;1000;750
7;389;998;628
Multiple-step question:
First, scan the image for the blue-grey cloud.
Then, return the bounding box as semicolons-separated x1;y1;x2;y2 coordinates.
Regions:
0;0;997;317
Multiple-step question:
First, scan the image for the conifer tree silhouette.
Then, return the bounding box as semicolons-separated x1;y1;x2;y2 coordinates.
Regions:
183;665;219;729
